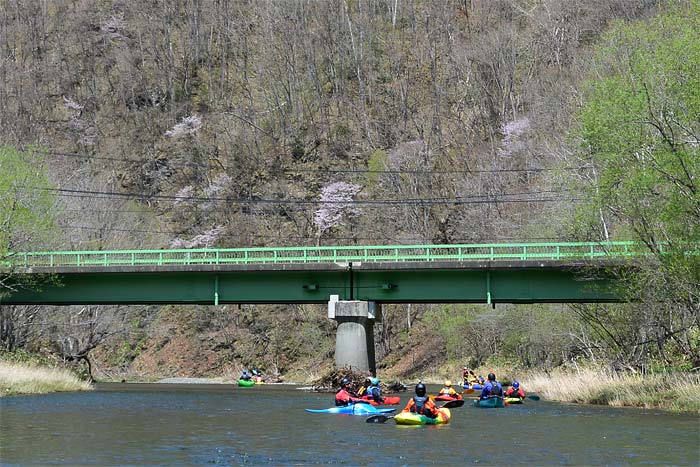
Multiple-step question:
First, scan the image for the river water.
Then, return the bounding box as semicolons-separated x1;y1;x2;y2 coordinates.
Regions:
1;383;698;466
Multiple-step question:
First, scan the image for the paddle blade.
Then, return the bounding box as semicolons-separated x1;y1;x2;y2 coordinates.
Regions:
527;395;541;401
366;414;393;423
441;399;465;409
462;388;475;394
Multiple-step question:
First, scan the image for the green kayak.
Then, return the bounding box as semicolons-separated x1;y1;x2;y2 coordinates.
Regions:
237;379;255;387
472;397;505;408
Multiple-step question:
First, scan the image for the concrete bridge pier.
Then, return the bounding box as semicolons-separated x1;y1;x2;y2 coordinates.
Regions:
328;298;380;374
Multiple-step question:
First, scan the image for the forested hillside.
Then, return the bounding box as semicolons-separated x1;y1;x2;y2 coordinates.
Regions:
1;0;697;382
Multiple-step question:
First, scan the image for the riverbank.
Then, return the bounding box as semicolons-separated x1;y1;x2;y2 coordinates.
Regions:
522;368;700;413
0;361;93;396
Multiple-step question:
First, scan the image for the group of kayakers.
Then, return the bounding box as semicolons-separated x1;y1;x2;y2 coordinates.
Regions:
334;372;527;421
335;370;527;412
240;369;265;383
462;366;485;387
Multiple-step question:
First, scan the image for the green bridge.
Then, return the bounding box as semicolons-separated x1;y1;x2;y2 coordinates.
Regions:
2;241;642;373
1;241;638;306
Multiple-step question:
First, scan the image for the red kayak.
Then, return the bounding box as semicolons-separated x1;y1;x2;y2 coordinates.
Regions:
362;395;401;405
433;394;463;402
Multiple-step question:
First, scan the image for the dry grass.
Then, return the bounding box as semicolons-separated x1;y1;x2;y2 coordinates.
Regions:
0;361;93;396
522;368;700;413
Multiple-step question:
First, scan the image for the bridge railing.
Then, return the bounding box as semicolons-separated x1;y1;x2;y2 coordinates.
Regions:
4;241;640;268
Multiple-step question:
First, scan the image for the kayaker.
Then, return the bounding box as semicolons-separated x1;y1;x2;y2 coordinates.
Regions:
357;377;372;396
365;377;385;404
480;373;503;400
240;369;251;381
505;380;526;399
402;382;438;419
438;380;460;398
335;377;364;406
462;367;480;386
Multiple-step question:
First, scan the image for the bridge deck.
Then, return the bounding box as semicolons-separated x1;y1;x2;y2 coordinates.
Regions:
0;242;636;305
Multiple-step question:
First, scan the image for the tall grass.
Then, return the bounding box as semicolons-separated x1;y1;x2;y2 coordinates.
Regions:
522;368;700;413
0;361;93;396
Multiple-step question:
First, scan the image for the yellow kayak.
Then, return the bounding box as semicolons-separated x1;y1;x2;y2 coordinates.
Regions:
394;408;451;425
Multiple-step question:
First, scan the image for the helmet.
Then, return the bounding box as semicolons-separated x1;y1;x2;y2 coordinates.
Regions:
370;377;379;385
513;381;520;389
487;373;496;381
415;382;427;397
463;366;467;370
444;380;452;387
340;378;351;387
242;369;248;374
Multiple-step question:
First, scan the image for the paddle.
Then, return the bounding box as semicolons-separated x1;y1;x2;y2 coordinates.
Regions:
527;395;540;401
462;388;475;395
366;399;465;424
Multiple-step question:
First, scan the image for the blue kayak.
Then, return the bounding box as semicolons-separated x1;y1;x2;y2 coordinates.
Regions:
306;403;396;415
464;383;483;390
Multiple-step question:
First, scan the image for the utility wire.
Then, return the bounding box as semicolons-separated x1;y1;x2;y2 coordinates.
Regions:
41;150;591;175
56;224;564;243
34;186;578;206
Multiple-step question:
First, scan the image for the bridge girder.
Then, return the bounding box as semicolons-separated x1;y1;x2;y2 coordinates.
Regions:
1;260;622;305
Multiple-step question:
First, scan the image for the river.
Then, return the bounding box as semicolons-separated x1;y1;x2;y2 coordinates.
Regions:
1;383;698;466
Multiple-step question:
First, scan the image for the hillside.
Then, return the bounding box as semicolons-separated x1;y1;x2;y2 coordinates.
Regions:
2;0;698;382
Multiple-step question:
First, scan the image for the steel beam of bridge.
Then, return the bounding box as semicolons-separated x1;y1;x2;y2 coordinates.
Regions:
1;262;620;305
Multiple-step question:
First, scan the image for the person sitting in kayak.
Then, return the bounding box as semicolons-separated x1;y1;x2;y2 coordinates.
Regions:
505;380;526;399
439;380;460;398
335;378;364;406
240;369;251;381
364;377;385;404
480;373;503;400
252;370;264;383
462;367;481;386
402;382;438;419
357;377;372;396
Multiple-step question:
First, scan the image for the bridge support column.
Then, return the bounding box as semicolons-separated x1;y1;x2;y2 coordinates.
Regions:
329;299;380;374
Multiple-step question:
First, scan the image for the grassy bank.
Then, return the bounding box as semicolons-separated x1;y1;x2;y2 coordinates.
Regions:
522;368;700;413
0;361;93;396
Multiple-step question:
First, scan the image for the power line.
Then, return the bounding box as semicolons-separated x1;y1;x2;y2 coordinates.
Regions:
38;186;577;206
41;150;592;175
57;223;565;243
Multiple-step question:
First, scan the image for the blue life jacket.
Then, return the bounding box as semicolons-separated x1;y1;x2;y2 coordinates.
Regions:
412;395;428;414
367;385;381;399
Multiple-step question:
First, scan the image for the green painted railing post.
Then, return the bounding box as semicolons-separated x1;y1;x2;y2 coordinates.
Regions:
522;245;527;260
556;246;561;259
490;247;494;260
103;254;107;266
159;252;163;265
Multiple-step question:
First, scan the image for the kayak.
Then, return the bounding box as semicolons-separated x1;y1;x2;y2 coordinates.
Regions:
254;381;265;385
504;397;523;404
472;397;505;408
306;403;396;415
394;408;451;425
434;394;463;402
463;383;483;390
361;395;401;405
237;379;255;387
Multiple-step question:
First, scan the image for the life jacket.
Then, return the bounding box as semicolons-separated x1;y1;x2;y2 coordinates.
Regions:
367;385;380;396
411;395;429;414
489;381;503;396
335;389;352;406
